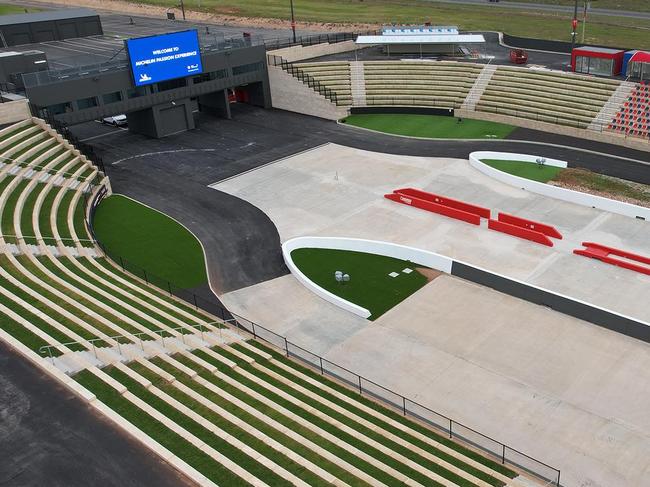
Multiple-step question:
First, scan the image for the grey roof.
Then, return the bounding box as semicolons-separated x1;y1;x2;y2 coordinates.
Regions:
0;8;98;27
574;46;624;55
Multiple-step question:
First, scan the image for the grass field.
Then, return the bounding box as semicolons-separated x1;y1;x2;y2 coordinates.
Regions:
291;248;430;320
504;0;650;13
343;114;515;139
0;4;38;15
92;195;207;289
138;0;650;49
482;159;650;204
481;159;563;182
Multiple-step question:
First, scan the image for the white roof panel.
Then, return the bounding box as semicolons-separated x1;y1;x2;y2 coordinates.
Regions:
355;34;485;45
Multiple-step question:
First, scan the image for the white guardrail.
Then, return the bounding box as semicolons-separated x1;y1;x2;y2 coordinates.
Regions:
282;236;453;318
469;151;650;221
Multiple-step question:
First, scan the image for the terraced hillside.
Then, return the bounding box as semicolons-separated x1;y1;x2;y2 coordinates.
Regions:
0;119;551;486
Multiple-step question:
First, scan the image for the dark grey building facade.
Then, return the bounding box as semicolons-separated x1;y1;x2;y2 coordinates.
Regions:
24;44;271;138
0;8;102;47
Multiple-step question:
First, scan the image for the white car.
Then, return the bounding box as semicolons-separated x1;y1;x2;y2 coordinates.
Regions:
102;114;127;127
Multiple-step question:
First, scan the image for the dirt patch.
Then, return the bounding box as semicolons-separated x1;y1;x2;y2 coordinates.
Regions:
549;168;650;208
415;267;442;282
25;0;377;33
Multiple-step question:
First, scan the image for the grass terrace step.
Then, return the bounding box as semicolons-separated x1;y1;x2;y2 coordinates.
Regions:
74;369;252;486
162;353;405;486
247;341;517;480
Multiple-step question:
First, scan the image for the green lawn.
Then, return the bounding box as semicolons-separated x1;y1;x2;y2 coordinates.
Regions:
343;114;515;139
481;159;650;204
133;0;650;49
0;4;39;15
92;195;207;289
481;159;563;182
291;248;430;320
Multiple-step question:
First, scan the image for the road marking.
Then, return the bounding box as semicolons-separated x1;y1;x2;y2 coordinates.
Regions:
80;129;128;142
111;148;218;165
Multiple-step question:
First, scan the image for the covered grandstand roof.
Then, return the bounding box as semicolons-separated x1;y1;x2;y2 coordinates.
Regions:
355;33;485;45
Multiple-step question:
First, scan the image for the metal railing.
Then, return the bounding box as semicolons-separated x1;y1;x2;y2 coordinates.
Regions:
79;183;563;486
268;54;341;105
30;126;562;486
43;117;107;174
38;321;227;363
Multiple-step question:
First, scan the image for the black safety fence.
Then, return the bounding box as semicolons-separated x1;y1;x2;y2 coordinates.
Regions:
41;116;107;174
267;53;340;105
80;179;561;485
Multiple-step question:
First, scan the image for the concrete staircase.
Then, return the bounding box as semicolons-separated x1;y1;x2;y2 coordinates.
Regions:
461;63;497;111
588;80;637;131
267;64;348;121
350;61;367;106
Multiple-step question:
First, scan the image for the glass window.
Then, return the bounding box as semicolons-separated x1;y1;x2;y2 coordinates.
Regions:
102;91;122;104
157;78;187;92
127;86;148;98
44;102;72;116
232;62;262;76
588;57;613;76
76;96;98;110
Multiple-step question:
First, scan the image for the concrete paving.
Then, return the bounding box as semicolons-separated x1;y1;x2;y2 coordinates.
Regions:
217;142;650;487
222;270;650;487
214;143;650;323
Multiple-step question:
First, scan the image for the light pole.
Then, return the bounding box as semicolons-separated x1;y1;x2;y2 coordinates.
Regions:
290;0;297;43
570;0;578;53
179;0;186;20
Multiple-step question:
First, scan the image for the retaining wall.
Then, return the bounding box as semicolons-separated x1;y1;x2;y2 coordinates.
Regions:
269;40;357;62
284;236;650;343
469;151;650;220
455;108;650;153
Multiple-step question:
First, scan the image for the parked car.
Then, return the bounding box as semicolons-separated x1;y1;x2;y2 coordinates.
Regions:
102;114;127;127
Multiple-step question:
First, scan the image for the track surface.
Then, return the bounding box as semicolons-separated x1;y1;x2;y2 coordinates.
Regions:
71;105;650;295
0;340;195;487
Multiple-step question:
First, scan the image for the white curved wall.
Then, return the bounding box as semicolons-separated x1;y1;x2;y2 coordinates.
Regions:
282;237;453;319
470;151;650;221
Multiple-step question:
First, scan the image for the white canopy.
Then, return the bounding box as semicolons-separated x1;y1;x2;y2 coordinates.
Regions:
355;34;485;45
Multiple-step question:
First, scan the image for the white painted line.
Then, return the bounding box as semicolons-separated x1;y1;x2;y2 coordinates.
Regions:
112;148;218;165
80;128;128;142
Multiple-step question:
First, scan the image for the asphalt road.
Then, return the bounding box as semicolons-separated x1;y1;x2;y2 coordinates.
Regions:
71;105;650;296
0;340;195;487
424;0;650;19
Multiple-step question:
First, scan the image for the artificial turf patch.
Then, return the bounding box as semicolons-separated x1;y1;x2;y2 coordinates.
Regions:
342;114;515;139
92;195;207;289
290;248;431;320
481;159;563;183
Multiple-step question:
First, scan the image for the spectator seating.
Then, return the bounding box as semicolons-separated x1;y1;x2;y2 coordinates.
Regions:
74;338;523;486
362;60;483;108
0;118;540;487
475;67;620;128
291;61;352;106
607;81;650;139
0;119;220;360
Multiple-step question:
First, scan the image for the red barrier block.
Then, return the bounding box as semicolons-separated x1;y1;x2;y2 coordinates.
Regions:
497;212;563;240
574;242;650;276
488;219;554;247
384;192;481;225
394;188;491;219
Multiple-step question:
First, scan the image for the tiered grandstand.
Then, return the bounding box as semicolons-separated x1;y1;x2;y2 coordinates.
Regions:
286;60;627;130
608;80;650;138
361;61;482;108
474;66;620;128
290;61;353;106
0;118;544;486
